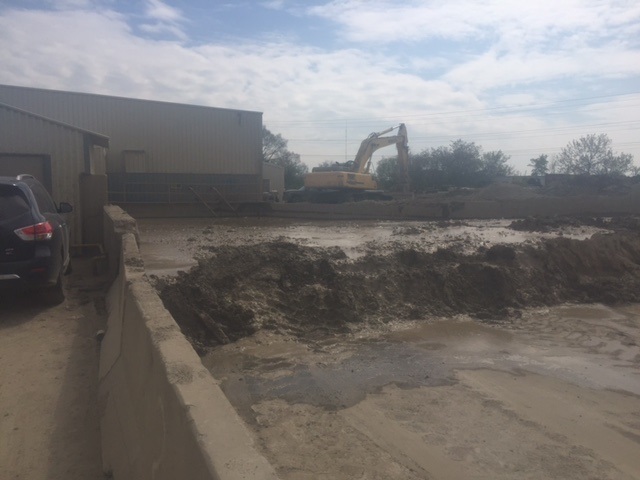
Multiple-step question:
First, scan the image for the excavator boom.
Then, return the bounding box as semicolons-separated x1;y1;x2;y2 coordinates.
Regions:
353;123;408;175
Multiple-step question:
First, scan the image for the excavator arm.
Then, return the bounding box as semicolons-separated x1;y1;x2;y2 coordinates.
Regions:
394;124;410;192
353;123;408;174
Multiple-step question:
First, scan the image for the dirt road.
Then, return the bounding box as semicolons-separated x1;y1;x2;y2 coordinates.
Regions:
0;258;107;480
139;217;640;480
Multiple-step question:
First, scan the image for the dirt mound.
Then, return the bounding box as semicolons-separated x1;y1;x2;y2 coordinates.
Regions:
157;230;640;353
541;175;640;197
472;183;541;201
509;216;597;232
510;215;640;233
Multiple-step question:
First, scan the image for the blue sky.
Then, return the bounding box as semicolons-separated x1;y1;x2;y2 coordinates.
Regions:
1;0;639;172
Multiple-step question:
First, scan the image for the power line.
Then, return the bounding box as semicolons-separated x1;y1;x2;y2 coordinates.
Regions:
284;119;640;145
265;91;640;127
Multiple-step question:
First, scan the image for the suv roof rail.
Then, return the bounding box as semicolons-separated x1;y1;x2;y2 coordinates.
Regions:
16;174;36;181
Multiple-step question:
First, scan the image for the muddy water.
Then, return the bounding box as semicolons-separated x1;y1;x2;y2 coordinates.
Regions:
203;303;640;427
203;319;507;414
136;217;638;408
138;217;605;276
139;217;638;405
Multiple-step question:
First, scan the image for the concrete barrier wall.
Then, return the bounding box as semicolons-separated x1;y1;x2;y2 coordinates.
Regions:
448;193;640;219
99;205;278;480
267;192;640;221
103;205;140;282
107;188;640;222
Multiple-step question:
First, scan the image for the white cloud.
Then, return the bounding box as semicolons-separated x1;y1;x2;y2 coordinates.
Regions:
46;0;92;9
307;0;640;44
144;0;183;23
139;21;187;41
262;0;286;10
306;0;640;95
0;3;638;172
443;45;640;92
140;0;186;40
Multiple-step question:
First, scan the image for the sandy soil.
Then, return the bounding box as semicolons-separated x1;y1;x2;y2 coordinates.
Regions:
138;216;640;480
0;258;108;480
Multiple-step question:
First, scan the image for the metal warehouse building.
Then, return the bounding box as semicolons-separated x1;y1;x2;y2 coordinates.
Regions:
0;101;109;244
0;84;264;212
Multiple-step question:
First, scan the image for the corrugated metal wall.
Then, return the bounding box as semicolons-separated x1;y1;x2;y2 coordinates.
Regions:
0;107;86;243
262;162;285;198
0;84;263;176
108;173;262;203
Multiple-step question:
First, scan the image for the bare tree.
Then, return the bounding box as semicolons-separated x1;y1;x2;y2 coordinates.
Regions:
262;127;289;164
552;134;634;175
262;126;308;188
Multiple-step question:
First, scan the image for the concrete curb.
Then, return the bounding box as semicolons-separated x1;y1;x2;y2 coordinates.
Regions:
99;205;279;480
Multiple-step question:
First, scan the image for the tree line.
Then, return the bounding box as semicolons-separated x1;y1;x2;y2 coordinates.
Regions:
375;139;514;191
263;127;636;191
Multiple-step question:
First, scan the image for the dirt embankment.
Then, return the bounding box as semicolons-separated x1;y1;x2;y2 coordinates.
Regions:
157;217;640;353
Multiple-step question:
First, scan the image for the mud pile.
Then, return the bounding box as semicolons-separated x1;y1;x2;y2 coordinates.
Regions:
509;215;640;233
158;227;640;352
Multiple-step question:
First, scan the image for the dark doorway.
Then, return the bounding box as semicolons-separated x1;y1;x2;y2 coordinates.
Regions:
0;154;53;193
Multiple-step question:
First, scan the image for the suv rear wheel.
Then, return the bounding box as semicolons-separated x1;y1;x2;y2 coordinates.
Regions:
40;253;65;306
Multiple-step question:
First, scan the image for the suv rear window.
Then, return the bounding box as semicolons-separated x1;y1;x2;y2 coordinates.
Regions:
28;182;57;214
0;186;30;221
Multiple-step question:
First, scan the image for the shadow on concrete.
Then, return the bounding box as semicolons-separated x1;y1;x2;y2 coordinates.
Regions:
44;258;109;480
0;291;51;328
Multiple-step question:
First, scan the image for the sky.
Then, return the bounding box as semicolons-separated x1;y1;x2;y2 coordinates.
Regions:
1;0;639;173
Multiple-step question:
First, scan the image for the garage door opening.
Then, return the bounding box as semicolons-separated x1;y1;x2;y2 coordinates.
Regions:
0;154;52;193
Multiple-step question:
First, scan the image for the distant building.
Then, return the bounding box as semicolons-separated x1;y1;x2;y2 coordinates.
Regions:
262;162;285;201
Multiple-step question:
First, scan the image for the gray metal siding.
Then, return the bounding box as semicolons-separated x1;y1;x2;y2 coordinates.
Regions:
0;85;262;176
262;162;285;196
107;173;262;204
0;107;85;243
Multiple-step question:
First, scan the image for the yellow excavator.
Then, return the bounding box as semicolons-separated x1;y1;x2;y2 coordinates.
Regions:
284;123;409;203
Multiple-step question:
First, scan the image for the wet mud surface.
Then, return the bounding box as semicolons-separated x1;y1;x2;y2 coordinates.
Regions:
153;218;640;352
138;216;640;480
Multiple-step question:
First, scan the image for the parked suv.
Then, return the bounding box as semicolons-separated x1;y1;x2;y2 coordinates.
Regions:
0;174;73;305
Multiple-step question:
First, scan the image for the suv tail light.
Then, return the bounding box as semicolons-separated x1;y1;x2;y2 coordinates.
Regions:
14;221;54;241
